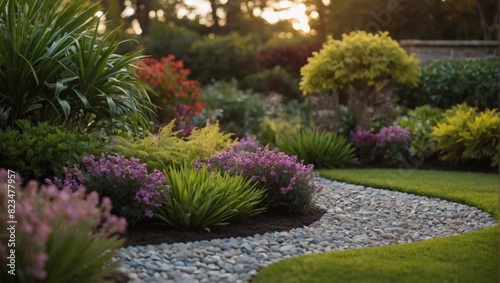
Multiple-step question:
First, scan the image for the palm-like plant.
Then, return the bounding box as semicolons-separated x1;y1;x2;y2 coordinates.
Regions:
0;0;154;134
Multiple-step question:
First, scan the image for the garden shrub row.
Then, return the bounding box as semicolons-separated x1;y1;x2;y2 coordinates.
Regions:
397;57;499;110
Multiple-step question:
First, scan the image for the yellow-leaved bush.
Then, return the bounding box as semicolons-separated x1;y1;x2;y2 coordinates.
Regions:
432;103;499;166
300;31;421;129
112;120;235;170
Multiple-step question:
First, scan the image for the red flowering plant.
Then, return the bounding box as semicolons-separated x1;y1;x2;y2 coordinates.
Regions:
135;55;204;136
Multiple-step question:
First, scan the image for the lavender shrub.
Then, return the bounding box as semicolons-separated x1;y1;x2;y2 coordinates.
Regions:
206;148;322;213
350;126;411;166
46;154;169;225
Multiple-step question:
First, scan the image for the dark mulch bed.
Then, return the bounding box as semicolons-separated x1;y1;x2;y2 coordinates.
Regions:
123;207;326;247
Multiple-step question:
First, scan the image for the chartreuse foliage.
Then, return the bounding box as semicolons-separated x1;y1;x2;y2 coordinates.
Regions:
257;116;302;147
0;170;126;283
0;0;153;134
300;31;420;94
155;165;266;231
396;105;444;161
112;120;235;171
300;31;420;129
276;127;357;168
0;120;106;181
253;169;498;283
432;104;499;166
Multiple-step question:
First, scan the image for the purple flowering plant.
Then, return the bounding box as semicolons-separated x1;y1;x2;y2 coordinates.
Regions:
349;125;411;166
231;133;263;153
0;169;126;282
46;154;169;225
205;148;322;212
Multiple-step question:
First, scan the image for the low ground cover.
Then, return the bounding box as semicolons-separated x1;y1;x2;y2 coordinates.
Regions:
252;169;498;283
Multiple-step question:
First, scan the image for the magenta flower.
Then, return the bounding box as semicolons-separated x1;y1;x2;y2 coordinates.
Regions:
205;148;322;212
46;154;169;225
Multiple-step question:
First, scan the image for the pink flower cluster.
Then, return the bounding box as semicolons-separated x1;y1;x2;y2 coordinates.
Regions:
375;126;411;148
0;169;126;280
206;148;322;211
46;154;168;222
231;134;262;153
349;126;410;149
349;126;411;166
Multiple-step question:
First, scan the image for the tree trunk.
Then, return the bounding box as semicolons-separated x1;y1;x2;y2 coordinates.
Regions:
475;0;500;40
312;0;328;40
348;88;372;130
136;0;151;36
307;92;340;132
210;0;221;34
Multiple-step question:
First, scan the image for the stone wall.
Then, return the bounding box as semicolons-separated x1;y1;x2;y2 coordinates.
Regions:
399;40;498;65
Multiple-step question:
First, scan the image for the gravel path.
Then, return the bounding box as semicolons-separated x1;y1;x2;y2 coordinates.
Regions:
114;178;497;283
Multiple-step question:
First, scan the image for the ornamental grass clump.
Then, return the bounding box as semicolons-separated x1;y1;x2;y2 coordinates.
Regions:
276;127;357;168
47;154;168;225
207;149;323;213
350;126;411;166
0;169;126;282
155;165;266;231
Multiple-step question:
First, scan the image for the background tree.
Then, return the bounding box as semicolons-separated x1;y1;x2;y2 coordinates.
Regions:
300;31;421;130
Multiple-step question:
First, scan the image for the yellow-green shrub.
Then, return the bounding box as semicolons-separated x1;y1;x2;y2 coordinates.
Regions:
300;31;420;129
112;120;235;170
432;104;499;166
257;116;302;147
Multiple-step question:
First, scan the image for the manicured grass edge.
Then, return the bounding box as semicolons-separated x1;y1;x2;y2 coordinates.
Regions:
251;169;499;283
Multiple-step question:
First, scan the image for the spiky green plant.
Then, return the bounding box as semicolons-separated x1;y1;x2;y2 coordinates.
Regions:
155;165;266;231
276;127;357;168
0;0;154;134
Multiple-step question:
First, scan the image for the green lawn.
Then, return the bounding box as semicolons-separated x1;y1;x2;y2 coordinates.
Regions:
252;169;499;283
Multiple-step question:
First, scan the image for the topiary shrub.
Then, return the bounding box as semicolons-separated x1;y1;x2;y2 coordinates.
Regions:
0;120;106;181
155;164;266;231
206;148;323;213
431;103;499;166
397;57;499;110
0;169;126;282
300;31;421;130
0;0;153;134
276;127;357;168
